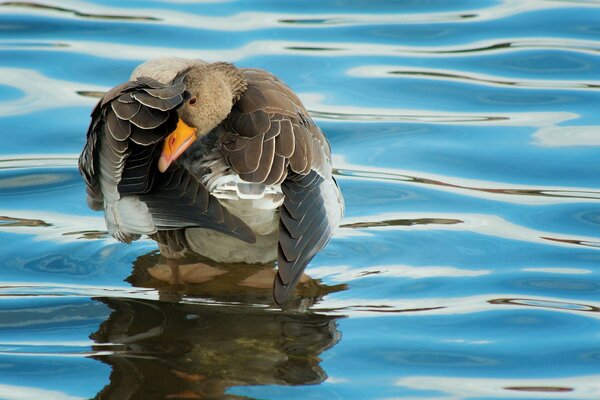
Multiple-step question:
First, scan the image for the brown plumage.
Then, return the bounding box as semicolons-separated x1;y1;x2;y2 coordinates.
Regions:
79;58;344;304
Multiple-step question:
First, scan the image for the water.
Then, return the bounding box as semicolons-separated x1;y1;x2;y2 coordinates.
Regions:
0;0;600;398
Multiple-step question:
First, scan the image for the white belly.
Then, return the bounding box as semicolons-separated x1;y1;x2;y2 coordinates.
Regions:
185;176;284;264
185;225;278;264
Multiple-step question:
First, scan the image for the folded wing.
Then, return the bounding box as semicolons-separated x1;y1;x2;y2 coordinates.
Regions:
78;76;255;244
222;69;342;303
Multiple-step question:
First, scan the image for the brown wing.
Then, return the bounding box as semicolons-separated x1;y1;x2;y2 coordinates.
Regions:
221;69;338;303
221;69;332;185
275;171;338;303
79;77;184;205
79;76;255;244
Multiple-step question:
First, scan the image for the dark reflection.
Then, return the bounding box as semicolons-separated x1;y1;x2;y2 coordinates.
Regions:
1;2;159;21
320;304;445;314
128;252;346;307
342;217;462;229
77;90;105;99
504;386;573;393
0;215;50;227
388;69;600;89
62;229;110;240
279;18;330;24
417;41;513;54
410;40;600;55
541;236;600;248
285;46;343;52
489;298;600;313
309;110;508;123
279;16;479;25
90;252;345;399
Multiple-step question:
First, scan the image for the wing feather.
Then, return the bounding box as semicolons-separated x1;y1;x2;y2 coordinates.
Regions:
220;68;341;303
138;167;255;244
132;91;183;111
274;119;295;158
223;69;327;181
78;74;254;245
111;100;141;120
239;137;275;183
105;110;131;141
263;154;287;185
274;171;337;303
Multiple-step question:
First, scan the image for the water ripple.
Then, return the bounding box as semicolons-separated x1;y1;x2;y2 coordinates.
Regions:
0;67;101;116
0;215;50;227
489;298;600;313
349;65;600;90
314;294;600;319
335;161;600;204
1;1;160;21
1;0;600;398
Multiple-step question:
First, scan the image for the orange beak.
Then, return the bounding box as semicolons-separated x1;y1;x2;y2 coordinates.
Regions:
158;119;198;173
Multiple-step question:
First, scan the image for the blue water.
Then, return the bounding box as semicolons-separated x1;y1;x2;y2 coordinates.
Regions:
1;0;600;399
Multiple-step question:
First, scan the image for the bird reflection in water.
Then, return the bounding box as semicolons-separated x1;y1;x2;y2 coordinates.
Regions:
90;252;346;399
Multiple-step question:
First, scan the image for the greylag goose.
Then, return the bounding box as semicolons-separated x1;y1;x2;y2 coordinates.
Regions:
78;58;344;304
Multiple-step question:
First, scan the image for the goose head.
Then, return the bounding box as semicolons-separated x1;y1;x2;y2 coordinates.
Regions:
158;62;247;172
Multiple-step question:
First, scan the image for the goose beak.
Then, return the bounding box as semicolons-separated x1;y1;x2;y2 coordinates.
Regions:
158;119;198;173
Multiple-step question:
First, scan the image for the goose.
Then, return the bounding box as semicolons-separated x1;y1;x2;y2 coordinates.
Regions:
78;58;344;304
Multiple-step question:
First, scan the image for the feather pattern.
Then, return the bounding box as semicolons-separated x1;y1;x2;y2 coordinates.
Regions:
220;68;342;303
79;74;255;245
222;69;331;185
139;166;256;243
274;171;339;303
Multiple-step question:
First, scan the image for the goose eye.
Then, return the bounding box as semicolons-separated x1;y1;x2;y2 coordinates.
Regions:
188;97;198;106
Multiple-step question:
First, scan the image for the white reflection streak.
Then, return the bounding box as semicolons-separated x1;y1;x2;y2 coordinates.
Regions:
0;340;93;346
310;265;490;282
0;208;110;244
304;92;579;125
0;68;102;116
0;350;109;358
341;211;600;249
0;281;159;301
392;375;600;400
0;384;84;400
534;125;600;147
0;154;78;169
313;293;600;319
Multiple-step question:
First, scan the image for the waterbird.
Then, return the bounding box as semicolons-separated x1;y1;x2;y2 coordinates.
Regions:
78;58;344;304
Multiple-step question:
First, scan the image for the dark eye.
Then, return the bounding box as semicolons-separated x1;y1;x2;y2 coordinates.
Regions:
189;97;198;106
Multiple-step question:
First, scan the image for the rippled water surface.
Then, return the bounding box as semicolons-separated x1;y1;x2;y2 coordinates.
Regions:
1;0;600;399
